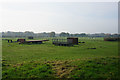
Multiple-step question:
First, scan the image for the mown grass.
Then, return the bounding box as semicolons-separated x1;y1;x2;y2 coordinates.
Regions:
2;37;119;79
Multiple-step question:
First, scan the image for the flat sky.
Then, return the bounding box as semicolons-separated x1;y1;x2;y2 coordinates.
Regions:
0;0;118;34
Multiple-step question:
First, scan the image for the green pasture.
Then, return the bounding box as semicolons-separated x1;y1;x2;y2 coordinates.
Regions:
2;37;119;79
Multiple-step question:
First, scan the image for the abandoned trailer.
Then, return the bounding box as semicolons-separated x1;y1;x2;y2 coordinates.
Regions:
17;39;26;43
26;40;43;44
17;39;49;44
67;37;78;45
52;37;78;46
104;37;120;41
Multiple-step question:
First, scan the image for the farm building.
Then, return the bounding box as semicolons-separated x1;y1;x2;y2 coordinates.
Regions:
52;37;78;46
28;36;34;39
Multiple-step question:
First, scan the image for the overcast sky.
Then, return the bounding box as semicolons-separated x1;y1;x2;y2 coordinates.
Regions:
0;0;118;33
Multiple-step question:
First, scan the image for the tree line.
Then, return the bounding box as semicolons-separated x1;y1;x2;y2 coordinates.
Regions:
1;31;120;38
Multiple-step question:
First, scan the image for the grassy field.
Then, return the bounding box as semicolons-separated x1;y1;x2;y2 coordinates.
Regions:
2;37;120;79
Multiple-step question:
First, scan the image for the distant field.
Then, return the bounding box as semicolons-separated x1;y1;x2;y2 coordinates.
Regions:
2;37;119;79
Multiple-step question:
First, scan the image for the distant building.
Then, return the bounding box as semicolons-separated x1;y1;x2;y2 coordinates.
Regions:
28;36;34;39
